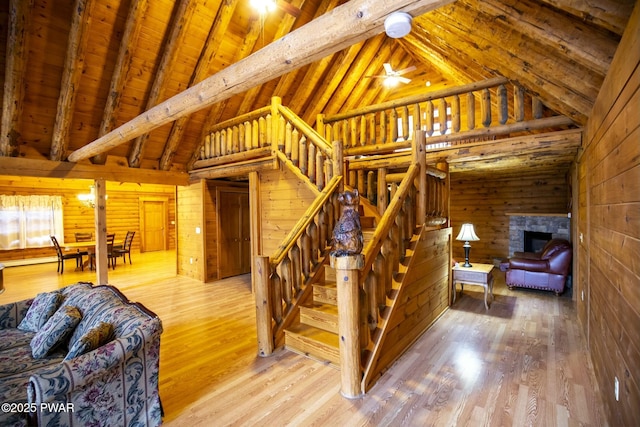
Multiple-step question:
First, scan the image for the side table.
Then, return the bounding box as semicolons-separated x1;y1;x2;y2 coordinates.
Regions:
452;263;495;310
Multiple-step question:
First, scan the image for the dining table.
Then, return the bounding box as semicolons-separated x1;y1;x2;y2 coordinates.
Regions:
64;239;122;270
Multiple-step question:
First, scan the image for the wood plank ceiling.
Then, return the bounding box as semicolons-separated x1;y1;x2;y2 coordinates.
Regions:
0;0;634;179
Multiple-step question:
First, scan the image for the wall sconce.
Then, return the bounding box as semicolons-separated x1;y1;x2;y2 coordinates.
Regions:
456;223;480;267
77;185;107;208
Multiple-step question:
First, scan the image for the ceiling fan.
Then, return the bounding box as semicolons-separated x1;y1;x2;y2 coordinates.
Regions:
366;63;417;86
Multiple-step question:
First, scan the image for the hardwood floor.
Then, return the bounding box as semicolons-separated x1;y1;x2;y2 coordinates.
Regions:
0;252;607;426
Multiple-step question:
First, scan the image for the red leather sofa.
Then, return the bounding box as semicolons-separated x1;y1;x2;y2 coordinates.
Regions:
500;239;572;295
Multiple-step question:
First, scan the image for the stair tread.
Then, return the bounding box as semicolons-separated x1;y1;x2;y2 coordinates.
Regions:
285;323;340;365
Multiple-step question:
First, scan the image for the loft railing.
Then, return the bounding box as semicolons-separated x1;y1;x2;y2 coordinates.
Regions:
193;97;334;193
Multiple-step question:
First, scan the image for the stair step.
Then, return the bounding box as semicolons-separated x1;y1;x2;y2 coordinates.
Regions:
360;215;375;229
313;281;337;305
284;323;340;366
300;303;338;333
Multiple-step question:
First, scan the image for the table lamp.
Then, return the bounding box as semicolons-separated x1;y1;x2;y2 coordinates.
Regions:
456;223;480;267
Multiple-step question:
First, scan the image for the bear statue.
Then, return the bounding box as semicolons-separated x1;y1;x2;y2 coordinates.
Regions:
331;189;364;257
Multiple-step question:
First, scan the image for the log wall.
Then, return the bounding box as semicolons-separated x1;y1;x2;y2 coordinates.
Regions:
176;180;204;281
0;175;176;262
258;166;317;257
580;4;640;426
449;170;570;264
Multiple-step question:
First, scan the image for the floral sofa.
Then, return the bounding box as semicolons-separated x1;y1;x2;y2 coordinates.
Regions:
0;282;163;427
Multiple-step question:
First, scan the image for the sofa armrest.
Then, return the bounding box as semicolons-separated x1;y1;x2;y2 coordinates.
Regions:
0;299;34;329
28;321;163;427
508;257;549;272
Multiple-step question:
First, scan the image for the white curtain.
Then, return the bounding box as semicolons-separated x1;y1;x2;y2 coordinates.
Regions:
0;195;64;250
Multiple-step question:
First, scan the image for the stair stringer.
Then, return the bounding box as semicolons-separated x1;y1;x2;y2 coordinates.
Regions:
361;226;453;392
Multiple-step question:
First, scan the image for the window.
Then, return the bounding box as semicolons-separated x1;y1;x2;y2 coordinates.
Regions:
0;195;64;250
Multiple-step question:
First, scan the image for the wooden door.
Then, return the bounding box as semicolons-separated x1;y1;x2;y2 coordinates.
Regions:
217;189;250;278
140;199;167;252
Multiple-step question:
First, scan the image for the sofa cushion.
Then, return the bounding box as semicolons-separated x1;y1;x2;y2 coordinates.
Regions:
17;291;62;333
30;305;81;359
0;344;65;378
65;321;114;361
0;329;35;352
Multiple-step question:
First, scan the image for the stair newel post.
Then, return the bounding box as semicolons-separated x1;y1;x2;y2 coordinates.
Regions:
255;256;274;357
331;254;364;399
271;96;282;150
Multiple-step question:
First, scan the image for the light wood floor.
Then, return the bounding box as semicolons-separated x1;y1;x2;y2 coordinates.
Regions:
0;252;607;426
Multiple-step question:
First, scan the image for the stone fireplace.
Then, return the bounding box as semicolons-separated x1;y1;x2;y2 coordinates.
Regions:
507;213;570;257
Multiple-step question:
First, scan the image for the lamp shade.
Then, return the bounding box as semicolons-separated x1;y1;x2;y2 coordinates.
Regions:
456;223;480;241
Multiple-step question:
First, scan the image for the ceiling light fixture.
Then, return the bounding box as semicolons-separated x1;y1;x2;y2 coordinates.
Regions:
251;0;276;15
384;12;413;38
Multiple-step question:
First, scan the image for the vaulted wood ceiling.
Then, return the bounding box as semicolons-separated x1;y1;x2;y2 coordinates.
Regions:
0;0;634;181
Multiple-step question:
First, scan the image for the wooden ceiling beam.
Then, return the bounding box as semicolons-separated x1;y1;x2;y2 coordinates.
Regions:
423;4;599;125
463;0;617;76
68;0;455;163
0;0;33;158
323;34;388;116
274;0;339;103
159;0;241;171
537;0;634;36
49;0;96;162
0;156;188;186
127;0;198;168
91;0;149;165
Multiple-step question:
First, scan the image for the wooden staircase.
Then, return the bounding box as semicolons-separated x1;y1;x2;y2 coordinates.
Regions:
283;205;377;368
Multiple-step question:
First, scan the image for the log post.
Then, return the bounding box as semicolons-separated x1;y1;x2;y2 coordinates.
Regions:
255;256;274;357
331;254;364;399
94;178;108;286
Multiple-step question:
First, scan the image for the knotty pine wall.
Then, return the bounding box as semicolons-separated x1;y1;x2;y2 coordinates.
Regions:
449;170;570;264
258;166;317;257
0;176;176;262
366;227;451;390
579;5;639;426
176;180;204;281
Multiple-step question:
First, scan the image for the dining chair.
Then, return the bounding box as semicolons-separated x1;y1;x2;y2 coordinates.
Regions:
74;232;93;242
50;236;84;273
89;233;117;270
113;231;135;265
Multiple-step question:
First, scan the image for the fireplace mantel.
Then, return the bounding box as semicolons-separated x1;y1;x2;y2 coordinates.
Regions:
506;212;570;217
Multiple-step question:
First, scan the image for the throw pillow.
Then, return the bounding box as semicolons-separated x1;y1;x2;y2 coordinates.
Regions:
64;322;114;361
31;305;82;359
18;291;63;332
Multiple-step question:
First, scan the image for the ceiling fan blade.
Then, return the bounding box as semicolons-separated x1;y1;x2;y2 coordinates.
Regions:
395;65;417;76
397;76;412;84
383;63;394;75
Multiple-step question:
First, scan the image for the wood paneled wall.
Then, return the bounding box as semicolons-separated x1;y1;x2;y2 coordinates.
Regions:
580;4;640;426
449;169;570;264
366;227;451;389
0;176;176;262
258;167;317;257
176;180;204;281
